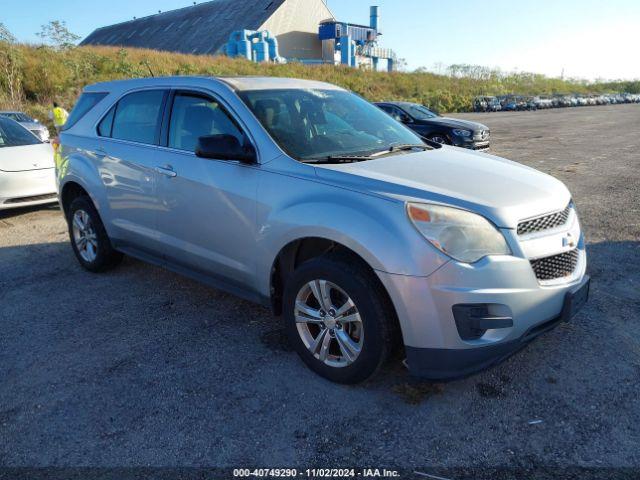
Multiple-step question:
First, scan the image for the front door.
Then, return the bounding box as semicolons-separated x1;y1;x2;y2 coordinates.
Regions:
155;91;260;290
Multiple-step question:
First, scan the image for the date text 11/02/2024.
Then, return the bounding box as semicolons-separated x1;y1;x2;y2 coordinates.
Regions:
233;469;401;478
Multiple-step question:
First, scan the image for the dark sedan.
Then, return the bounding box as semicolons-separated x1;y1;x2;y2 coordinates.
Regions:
375;102;490;150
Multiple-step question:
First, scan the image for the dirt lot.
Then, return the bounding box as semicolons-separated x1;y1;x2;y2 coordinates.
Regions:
1;104;639;475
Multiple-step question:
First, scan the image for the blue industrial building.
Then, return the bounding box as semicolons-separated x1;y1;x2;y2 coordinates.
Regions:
81;0;397;71
316;6;396;72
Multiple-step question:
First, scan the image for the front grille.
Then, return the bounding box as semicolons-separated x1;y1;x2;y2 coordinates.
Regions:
474;130;490;141
530;249;579;281
518;204;571;236
4;193;57;205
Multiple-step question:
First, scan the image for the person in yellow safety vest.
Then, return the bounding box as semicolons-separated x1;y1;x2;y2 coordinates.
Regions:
49;102;69;133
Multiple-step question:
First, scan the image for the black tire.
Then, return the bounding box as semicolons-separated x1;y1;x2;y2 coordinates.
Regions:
283;253;398;384
427;133;450;145
67;196;123;273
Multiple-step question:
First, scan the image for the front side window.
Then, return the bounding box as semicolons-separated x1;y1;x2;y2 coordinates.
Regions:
111;90;166;145
0;117;40;147
386;106;409;122
168;93;244;152
240;89;422;161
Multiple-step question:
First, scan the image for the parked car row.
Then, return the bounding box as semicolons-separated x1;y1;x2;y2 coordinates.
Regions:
473;93;640;112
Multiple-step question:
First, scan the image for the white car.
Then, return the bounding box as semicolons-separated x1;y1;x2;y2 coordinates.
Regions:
0;116;57;210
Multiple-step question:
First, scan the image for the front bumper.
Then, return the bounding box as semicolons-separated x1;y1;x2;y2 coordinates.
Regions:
0;168;57;210
452;135;490;151
376;237;588;379
405;275;590;379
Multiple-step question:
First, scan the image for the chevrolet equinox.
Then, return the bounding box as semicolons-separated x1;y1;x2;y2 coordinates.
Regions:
56;77;590;384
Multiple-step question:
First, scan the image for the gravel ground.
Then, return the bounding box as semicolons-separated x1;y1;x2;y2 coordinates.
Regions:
0;104;639;476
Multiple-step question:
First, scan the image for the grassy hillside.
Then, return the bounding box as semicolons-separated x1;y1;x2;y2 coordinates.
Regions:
1;43;638;129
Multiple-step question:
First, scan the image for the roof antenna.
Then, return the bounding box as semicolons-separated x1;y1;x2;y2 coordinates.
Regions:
142;60;155;77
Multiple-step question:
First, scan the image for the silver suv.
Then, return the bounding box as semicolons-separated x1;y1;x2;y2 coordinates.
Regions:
56;77;590;384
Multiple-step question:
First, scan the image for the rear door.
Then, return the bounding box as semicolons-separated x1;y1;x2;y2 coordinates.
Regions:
95;89;169;255
154;89;260;290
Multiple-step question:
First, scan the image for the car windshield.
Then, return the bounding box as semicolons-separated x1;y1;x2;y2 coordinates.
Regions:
239;89;424;161
0;117;41;147
402;104;438;120
1;112;33;123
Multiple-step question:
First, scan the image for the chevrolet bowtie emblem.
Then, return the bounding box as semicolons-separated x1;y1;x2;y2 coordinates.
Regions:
563;233;575;248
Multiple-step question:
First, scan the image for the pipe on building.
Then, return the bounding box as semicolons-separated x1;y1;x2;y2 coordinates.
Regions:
340;23;351;66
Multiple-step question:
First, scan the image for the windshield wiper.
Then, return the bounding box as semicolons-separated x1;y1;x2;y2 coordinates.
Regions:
388;143;431;152
301;143;431;164
302;153;379;164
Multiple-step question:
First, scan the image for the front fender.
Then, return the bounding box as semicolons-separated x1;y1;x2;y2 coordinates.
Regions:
254;176;449;297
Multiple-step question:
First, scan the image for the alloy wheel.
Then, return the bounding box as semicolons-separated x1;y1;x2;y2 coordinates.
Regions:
294;280;364;368
72;209;98;263
430;135;448;144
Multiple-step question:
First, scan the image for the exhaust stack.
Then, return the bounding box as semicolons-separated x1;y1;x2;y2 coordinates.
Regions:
370;5;379;31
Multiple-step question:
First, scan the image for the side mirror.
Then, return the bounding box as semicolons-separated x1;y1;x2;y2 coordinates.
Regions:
195;134;257;164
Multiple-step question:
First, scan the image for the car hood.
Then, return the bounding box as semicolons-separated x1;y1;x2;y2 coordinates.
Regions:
416;117;488;131
313;147;570;229
0;143;55;172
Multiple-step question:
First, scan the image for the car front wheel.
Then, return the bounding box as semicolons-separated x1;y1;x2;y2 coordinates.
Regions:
427;134;450;145
283;254;398;384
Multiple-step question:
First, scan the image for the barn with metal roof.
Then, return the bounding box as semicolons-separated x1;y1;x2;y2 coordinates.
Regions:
80;0;335;60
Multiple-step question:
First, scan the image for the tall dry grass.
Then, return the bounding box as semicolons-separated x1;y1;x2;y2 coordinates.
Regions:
1;44;637;129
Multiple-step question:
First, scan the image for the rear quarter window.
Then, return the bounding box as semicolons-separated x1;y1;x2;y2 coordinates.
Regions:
63;92;109;131
97;106;116;138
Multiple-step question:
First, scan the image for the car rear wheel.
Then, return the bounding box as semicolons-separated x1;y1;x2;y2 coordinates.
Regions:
68;196;123;272
283;254;398;384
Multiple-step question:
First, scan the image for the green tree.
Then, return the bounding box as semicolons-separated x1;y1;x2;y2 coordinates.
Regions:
37;20;81;50
0;23;23;107
0;22;16;43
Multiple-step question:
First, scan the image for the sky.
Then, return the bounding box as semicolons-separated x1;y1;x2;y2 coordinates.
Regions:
3;0;639;80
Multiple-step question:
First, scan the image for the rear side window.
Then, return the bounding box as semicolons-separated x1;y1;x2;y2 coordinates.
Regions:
63;92;108;131
110;90;166;145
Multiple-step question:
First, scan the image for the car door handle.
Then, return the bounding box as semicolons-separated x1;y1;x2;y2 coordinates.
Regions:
94;147;107;158
155;165;177;178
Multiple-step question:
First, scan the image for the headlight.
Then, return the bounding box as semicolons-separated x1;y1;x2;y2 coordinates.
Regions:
407;203;511;263
452;129;472;137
